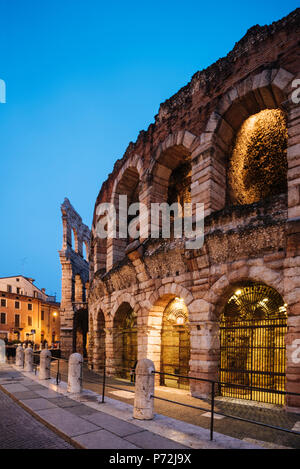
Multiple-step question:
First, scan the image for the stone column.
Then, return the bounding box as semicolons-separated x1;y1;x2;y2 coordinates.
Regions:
133;358;155;420
39;349;52;380
16;345;24;367
67;353;83;393
0;340;5;363
24;346;33;372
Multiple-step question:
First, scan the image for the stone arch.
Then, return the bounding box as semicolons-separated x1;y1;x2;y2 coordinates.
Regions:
144;284;194;383
83;240;89;262
110;154;144;202
192;67;296;215
147;284;194;312
149;131;198;207
71;227;78;252
112;301;138;377
110;293;140;320
206;267;284;320
107;164;142;270
191;269;288;401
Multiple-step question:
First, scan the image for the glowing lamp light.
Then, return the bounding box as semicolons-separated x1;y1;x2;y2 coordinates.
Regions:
53;312;58;317
176;316;185;325
235;290;242;296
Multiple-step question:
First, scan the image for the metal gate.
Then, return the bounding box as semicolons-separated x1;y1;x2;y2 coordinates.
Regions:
219;283;287;405
113;304;137;379
122;327;137;379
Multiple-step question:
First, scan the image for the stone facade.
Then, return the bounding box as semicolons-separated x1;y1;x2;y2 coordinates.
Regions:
88;10;300;409
59;198;90;358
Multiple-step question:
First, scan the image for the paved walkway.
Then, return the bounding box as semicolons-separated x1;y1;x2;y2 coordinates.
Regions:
66;362;300;449
0;387;73;449
0;363;261;449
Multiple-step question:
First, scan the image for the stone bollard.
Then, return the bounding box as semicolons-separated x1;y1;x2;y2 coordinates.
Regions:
68;353;83;393
24;346;33;372
0;339;5;363
133;359;155;420
16;345;24;367
39;348;52;380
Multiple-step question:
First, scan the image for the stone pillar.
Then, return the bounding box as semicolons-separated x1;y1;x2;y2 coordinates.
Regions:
133;358;155;420
24;346;33;372
189;321;219;398
67;353;83;393
0;340;5;363
75;275;83;303
39;349;52;380
16;345;24;367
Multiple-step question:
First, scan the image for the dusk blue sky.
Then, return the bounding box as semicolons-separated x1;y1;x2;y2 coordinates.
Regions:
0;1;298;300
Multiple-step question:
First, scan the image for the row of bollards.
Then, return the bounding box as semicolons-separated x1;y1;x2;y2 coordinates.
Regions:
14;345;154;420
16;345;52;377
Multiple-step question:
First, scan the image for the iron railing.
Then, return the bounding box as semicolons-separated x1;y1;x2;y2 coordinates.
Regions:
17;353;300;444
151;370;300;441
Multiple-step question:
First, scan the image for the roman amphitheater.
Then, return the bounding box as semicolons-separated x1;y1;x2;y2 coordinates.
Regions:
63;10;300;410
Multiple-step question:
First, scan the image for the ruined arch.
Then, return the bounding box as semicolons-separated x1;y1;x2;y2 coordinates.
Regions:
59;198;90;357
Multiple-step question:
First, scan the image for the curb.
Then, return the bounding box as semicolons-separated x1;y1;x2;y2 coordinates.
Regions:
0;383;84;449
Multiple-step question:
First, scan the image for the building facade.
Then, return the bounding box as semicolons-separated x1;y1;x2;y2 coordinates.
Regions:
88;10;300;410
0;276;60;345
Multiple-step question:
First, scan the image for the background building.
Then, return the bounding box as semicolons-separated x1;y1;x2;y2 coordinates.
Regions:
0;275;60;346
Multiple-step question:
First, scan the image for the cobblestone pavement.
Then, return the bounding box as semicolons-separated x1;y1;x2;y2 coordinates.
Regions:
0;388;73;449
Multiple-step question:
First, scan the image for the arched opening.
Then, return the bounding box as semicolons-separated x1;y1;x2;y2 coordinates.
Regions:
113;302;137;378
228;109;288;205
160;297;190;389
73;309;88;358
152;145;191;237
93;310;105;370
71;228;78;252
83;241;89;262
109;168;140;268
219;282;287;405
153;145;191;204
167;160;191;206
